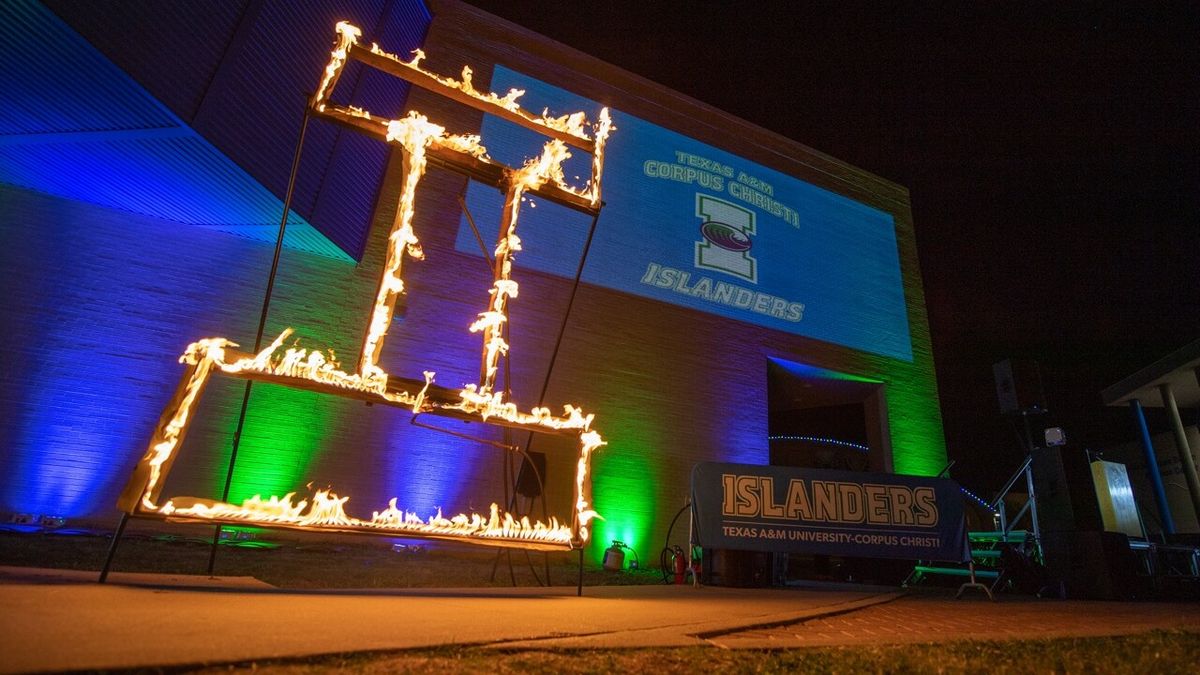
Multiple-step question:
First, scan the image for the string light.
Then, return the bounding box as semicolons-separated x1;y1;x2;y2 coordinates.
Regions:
959;486;998;514
769;435;998;515
767;435;869;454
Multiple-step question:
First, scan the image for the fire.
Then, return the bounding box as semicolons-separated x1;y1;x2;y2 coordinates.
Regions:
359;113;436;379
120;327;607;548
575;430;606;542
161;491;574;545
584;108;614;206
117;22;615;552
133;352;218;512
196;329;407;403
469;140;574;393
366;41;597;143
312;22;361;112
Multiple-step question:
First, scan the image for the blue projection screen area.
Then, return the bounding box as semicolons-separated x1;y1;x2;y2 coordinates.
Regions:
456;66;912;361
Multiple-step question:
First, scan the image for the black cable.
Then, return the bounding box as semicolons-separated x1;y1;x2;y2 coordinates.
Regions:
660;502;691;583
619;543;639;569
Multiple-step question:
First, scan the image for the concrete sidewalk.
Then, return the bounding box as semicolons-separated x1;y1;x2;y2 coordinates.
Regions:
0;566;895;673
710;593;1200;649
2;566;1197;673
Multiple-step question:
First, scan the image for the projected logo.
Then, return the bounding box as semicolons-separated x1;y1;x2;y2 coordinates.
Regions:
694;194;757;283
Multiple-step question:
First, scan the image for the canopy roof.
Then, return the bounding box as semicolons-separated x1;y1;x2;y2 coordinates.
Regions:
1102;338;1200;408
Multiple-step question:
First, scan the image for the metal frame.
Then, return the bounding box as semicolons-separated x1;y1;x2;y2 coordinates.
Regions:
101;23;612;597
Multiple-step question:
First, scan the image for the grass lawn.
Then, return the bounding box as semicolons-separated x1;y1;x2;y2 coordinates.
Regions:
190;631;1200;674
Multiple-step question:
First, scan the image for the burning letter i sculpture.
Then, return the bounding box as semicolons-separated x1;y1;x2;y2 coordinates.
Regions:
116;22;614;552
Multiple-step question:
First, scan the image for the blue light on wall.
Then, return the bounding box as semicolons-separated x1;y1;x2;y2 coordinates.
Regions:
0;0;351;261
0;187;261;518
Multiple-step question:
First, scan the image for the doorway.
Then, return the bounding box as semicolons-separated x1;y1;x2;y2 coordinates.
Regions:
766;356;891;473
765;356;906;584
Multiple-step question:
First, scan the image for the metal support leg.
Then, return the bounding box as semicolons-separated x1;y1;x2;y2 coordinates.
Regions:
1160;383;1200;526
955;561;995;601
689;503;699;588
577;548;584;596
207;109;312;577
1023;461;1041;552
953;529;993;600
98;513;130;583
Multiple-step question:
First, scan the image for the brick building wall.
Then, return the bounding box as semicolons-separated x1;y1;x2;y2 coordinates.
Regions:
0;0;946;565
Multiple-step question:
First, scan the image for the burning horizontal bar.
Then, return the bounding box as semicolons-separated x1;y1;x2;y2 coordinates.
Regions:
208;343;583;435
314;103;601;215
156;515;575;552
347;42;596;153
150;492;575;552
118;331;604;550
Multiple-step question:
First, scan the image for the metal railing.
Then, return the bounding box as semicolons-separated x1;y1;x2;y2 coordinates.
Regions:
990;454;1040;549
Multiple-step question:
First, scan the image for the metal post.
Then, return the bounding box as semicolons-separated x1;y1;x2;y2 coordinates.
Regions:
529;208;601;601
98;513;130;583
522;210;603;452
1023;461;1040;545
532;210;602;408
688;503;699;588
1159;383;1200;526
208;109;312;576
1131;398;1175;535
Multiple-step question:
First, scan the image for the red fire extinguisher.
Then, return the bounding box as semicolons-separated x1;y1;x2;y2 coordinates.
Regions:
672;545;686;585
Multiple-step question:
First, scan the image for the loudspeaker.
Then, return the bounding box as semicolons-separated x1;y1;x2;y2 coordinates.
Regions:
515;451;547;499
993;359;1047;414
1031;446;1103;533
1040;530;1146;599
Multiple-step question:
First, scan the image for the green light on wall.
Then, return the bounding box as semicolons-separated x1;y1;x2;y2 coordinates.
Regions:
591;442;658;566
213;257;354;504
221;383;335;503
883;357;947;477
887;382;947;477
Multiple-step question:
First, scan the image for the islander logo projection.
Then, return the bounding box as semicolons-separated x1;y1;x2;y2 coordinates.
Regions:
695;194;757;283
638;177;806;324
457;66;913;361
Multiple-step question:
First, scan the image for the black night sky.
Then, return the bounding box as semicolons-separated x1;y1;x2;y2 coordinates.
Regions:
466;0;1199;491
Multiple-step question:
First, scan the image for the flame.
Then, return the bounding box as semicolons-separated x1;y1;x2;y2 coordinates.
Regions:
362;34;598;143
574;430;607;542
127;329;604;540
163;490;574;545
470;140;573;393
312;22;361;111
121;22;618;552
584;108;614;206
211;329;411;404
134;353;217;511
357;113;439;378
455;385;594;432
